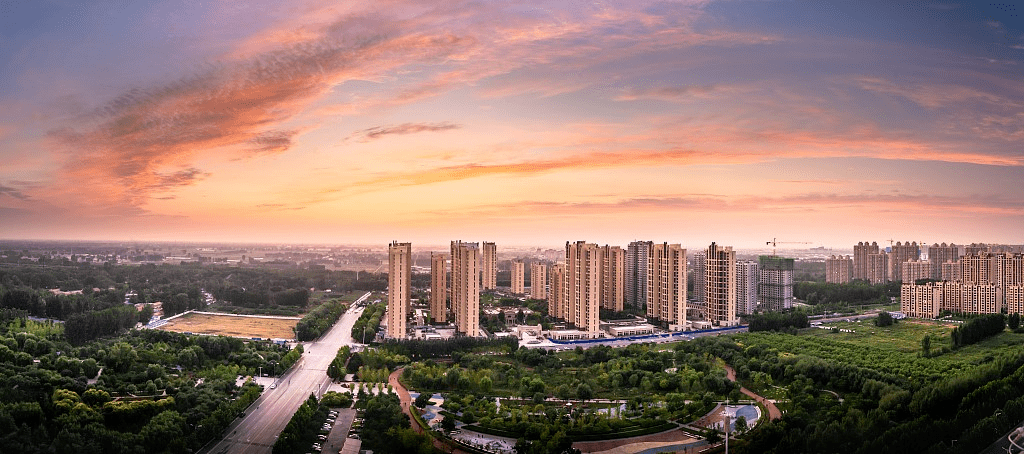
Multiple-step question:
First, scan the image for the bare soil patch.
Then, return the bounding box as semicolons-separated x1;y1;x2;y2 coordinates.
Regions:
159;313;297;339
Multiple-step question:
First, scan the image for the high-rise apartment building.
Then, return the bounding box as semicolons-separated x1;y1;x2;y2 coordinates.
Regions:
430;252;447;323
889;242;920;281
736;260;759;315
928;243;960;280
481;242;497;290
692;252;706;303
854;242;880;281
1008;285;1024;316
960;253;1001;286
941;260;960;282
705;243;737;326
549;263;567;320
511;260;525;294
758;255;794;312
901;281;1002;318
451;241;481;337
387;242;412;339
867;252;889;284
826;255;853;283
901;281;942;318
566;241;602;334
647;243;687;329
901;260;933;284
965;243;989;256
530;263;547;300
625;241;653;310
601;245;625;312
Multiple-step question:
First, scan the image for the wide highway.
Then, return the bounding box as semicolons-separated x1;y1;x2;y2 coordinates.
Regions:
203;292;370;454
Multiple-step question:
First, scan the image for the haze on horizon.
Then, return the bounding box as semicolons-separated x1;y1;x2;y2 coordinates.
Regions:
2;1;1023;249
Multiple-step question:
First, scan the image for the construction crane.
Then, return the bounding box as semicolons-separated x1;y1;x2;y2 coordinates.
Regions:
766;238;812;256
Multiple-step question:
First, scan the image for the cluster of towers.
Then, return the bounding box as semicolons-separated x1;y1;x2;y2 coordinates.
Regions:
825;242;1024;318
388;240;497;339
389;239;798;339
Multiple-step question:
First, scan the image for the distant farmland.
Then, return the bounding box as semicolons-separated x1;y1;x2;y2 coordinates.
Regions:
159;312;298;340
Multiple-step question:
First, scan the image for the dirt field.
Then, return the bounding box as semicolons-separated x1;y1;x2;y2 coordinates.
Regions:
159;312;298;340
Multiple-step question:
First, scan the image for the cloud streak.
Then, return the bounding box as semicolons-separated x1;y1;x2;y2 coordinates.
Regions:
349;122;460;142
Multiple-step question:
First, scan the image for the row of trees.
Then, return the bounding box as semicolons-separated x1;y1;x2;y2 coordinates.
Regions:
747;311;810;332
951;313;1006;348
351;303;384;344
294;301;346;341
794;281;899;307
381;336;518;360
64;305;138;344
273;394;326;454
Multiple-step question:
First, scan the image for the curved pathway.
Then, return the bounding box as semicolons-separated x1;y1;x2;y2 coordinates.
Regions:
722;363;782;420
389;368;470;454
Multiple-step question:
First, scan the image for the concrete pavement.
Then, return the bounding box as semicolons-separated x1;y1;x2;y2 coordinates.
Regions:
202;292;370;454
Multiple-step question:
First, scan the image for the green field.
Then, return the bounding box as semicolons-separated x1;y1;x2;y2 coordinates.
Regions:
734;319;1024;384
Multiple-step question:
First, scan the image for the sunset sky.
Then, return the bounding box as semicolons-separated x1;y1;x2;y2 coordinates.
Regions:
2;1;1023;249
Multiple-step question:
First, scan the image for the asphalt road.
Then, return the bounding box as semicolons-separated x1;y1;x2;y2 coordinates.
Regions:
203;292;370;454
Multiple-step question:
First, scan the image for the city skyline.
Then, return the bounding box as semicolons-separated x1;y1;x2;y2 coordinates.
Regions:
2;2;1024;246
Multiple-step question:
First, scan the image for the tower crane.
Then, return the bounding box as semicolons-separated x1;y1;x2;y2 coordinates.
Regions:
766;238;812;256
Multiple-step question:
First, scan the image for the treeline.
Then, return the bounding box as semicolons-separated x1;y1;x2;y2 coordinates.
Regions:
211;287;310;308
273;394;326;454
794;281;899;306
64;305;138;344
351;303;384;344
294;301;345;341
190;381;262;449
1;286;127;320
747;311;810;333
381;336;519;360
951;313;1005;348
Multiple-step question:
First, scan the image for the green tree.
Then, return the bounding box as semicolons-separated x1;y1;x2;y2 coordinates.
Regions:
921;334;931;356
414;392;432;408
575;383;593;402
734;415;748;434
875;311;894;327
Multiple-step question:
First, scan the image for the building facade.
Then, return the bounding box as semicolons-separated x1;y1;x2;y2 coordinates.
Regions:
692;252;706;303
387;242;412;339
901;260;933;284
941;260;960;282
511;260;526;294
549;263;567;320
481;242;497;290
867;252;889;284
530;263;547;300
1008;285;1024;316
889;242;921;282
736;260;759;315
758;255;794;312
705;242;737;326
825;255;853;284
451;241;481;337
566;241;602;334
928;243;960;280
601;245;625;312
901;281;1003;318
647;243;687;329
430;252;447;323
625;241;653;310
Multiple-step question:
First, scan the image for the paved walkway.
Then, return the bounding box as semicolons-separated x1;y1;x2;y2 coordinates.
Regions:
722;363;782;420
389;368;471;454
